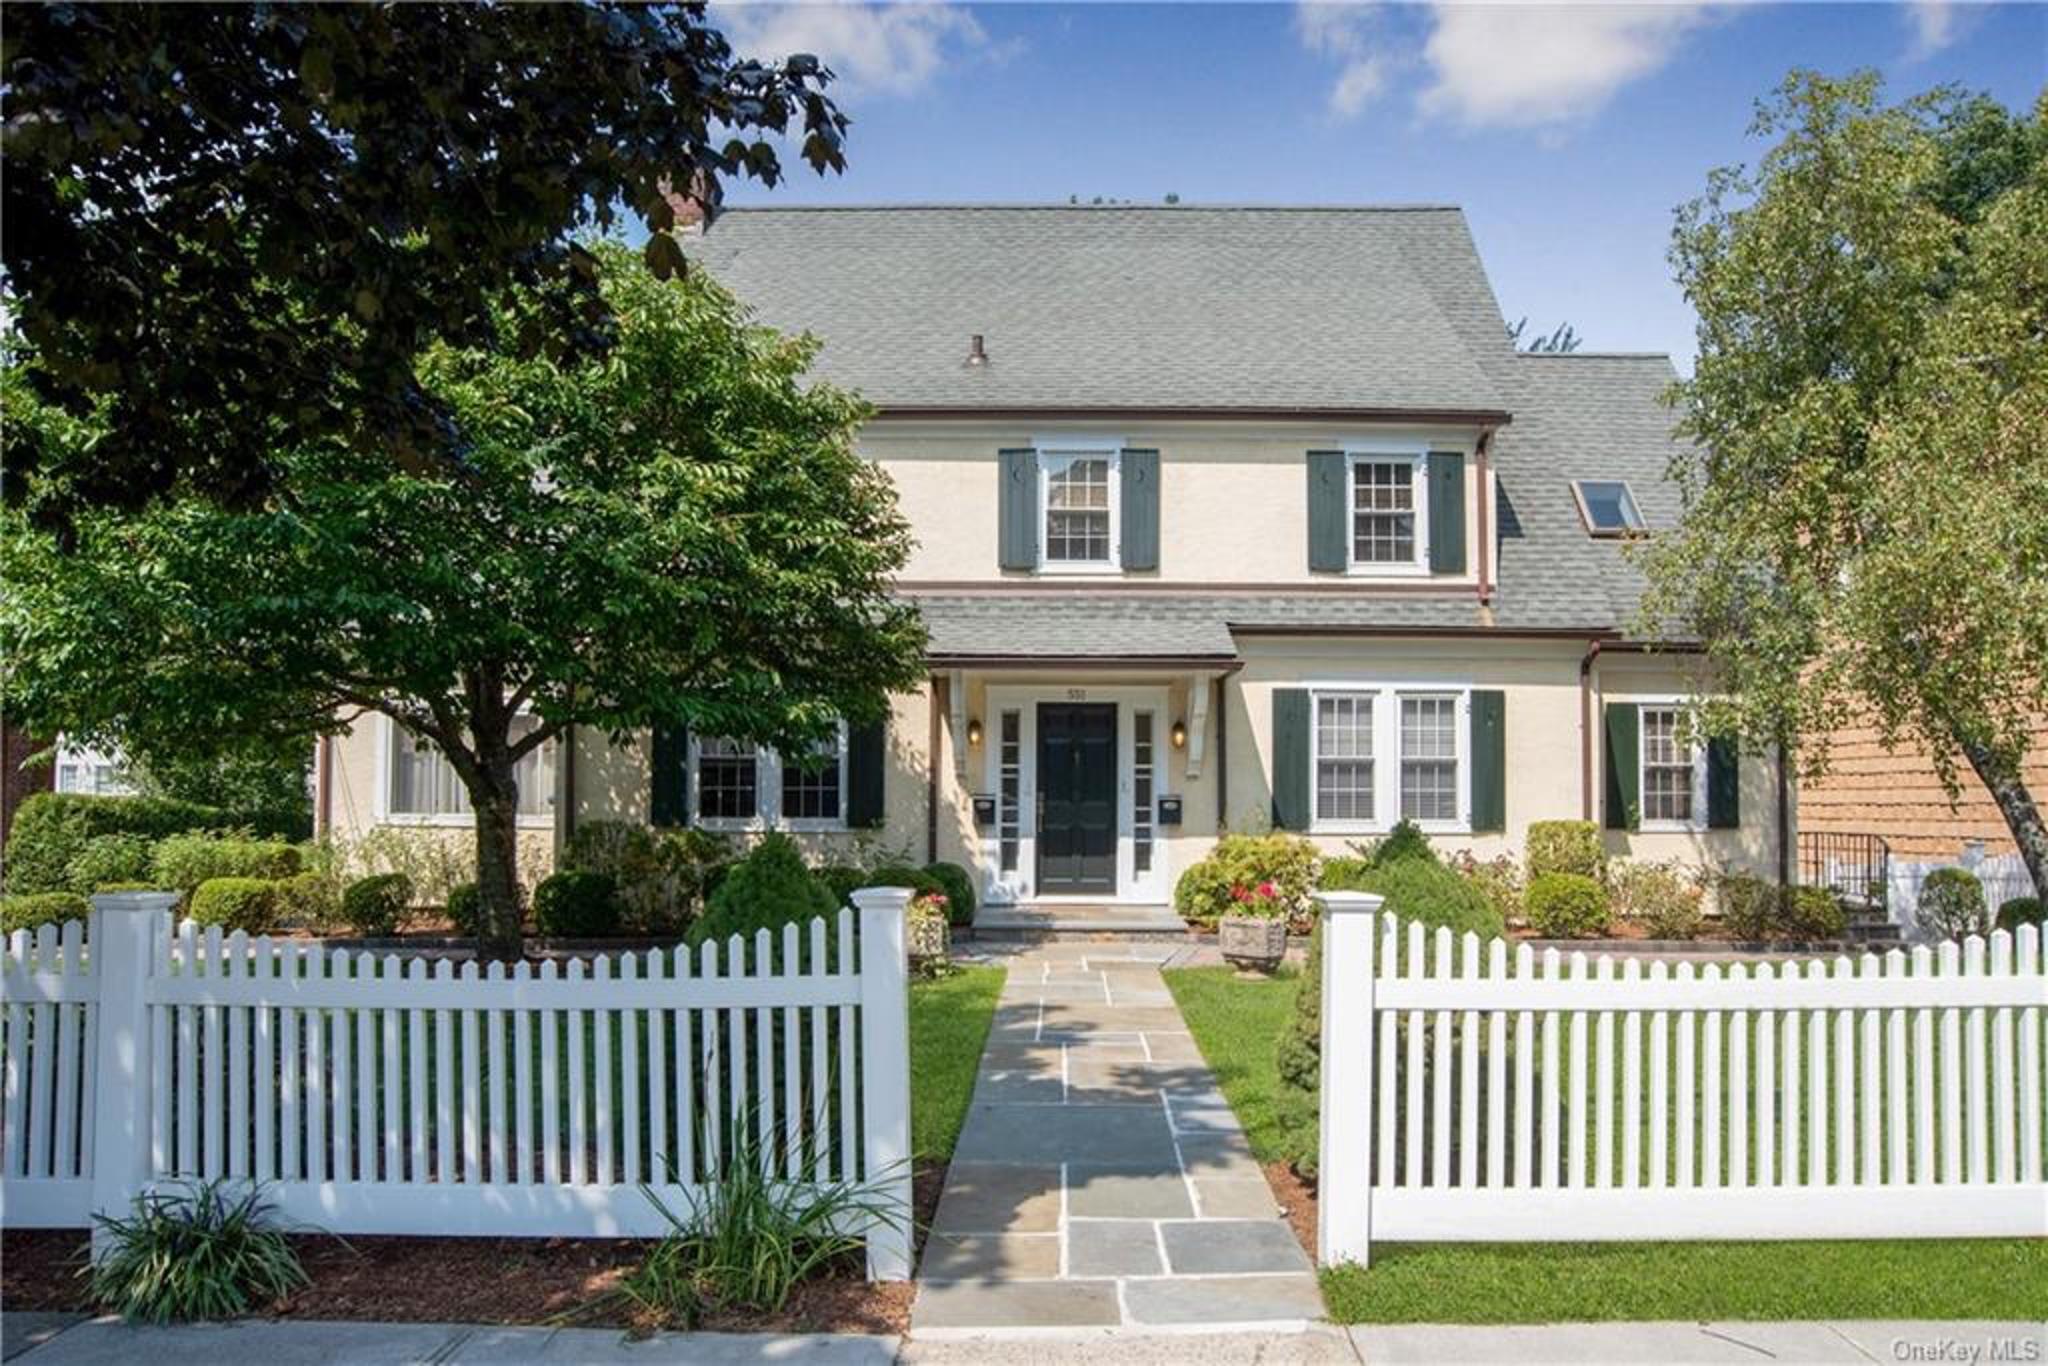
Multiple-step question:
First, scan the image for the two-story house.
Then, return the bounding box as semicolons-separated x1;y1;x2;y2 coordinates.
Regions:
319;205;1789;922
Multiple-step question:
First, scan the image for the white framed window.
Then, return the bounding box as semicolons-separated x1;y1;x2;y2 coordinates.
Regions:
1310;686;1469;833
53;740;135;796
1133;711;1157;875
1040;450;1119;569
383;716;554;824
1572;479;1645;537
692;724;847;832
1639;704;1708;831
1347;450;1429;574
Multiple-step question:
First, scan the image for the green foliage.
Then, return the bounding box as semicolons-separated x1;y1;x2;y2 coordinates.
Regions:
340;873;412;938
87;1180;307;1324
273;870;342;929
1446;850;1525;928
1173;832;1319;928
615;1127;901;1328
1275;921;1324;1098
1717;873;1845;941
2;792;289;894
1343;858;1504;942
0;892;90;935
127;735;313;842
1784;885;1848;940
1644;71;2048;892
1998;896;2044;931
150;835;301;897
1918;867;1990;940
690;833;835;950
339;828;475;909
921;861;978;927
1360;819;1436;868
2;6;849;526
187;878;279;934
1526;872;1611;938
446;881;485;938
1610;860;1705;939
814;865;867;907
2;249;928;959
532;870;621;939
560;822;731;935
63;833;155;895
1525;820;1606;882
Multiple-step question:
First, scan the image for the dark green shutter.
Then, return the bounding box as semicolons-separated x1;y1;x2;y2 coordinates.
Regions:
1707;736;1741;829
1271;689;1311;831
1604;702;1640;831
1121;449;1160;571
998;448;1038;570
1428;452;1467;575
1307;451;1347;572
1470;690;1506;833
846;719;886;829
651;719;690;827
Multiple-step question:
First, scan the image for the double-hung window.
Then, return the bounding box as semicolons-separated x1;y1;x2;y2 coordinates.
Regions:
53;740;135;796
386;716;555;823
1639;705;1706;830
692;725;847;831
1347;452;1428;573
1311;687;1468;832
1040;449;1118;570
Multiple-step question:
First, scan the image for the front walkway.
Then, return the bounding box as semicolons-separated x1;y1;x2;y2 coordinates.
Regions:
911;942;1323;1335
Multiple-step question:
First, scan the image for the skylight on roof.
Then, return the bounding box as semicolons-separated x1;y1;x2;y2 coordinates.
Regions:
1572;480;1645;537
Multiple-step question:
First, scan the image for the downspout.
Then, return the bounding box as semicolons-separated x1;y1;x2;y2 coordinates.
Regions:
314;735;333;838
1579;640;1603;821
1214;674;1229;831
1776;734;1793;893
926;676;942;865
557;725;577;854
1475;428;1496;605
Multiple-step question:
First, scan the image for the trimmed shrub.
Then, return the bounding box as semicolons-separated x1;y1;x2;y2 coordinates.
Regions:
1715;872;1779;941
64;833;156;895
1783;885;1847;940
1526;820;1605;882
1173;832;1318;929
1917;867;1989;940
1526;871;1610;938
533;871;620;938
151;834;300;897
1998;896;2043;932
690;833;835;952
272;871;342;928
1324;855;1504;945
814;865;867;907
923;862;977;927
92;882;164;895
340;873;411;937
865;863;944;898
560;821;729;935
446;881;485;937
1610;860;1704;940
3;792;298;894
1;892;91;935
1361;818;1435;869
1276;920;1325;1099
188;878;278;934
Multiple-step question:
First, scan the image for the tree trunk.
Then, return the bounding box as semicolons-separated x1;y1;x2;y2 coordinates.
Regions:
1957;734;2048;904
470;750;526;962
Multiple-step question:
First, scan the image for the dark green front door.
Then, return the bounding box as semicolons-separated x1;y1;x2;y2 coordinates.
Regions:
1037;703;1117;895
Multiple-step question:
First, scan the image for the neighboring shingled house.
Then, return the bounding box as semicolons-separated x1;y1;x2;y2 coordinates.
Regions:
320;205;1788;923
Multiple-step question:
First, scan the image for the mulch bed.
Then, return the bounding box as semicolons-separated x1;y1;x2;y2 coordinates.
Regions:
0;1164;943;1336
1264;1160;1319;1262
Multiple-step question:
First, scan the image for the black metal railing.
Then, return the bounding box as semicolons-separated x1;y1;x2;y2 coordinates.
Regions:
1798;830;1891;912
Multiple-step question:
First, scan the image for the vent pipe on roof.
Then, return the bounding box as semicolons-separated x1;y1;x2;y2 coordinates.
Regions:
964;334;988;368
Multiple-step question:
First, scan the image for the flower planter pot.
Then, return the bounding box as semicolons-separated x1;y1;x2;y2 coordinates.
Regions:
907;912;950;964
1218;913;1288;975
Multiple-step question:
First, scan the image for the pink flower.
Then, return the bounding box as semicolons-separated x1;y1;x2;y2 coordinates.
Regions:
1256;880;1279;899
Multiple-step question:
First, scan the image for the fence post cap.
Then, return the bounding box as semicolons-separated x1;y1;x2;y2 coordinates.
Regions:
850;885;916;914
89;891;181;915
1313;890;1385;915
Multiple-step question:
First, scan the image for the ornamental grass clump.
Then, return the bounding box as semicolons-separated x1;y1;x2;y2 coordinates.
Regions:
87;1180;309;1323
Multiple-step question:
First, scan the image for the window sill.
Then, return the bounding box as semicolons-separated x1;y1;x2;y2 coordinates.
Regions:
1036;561;1123;576
698;818;850;836
1311;820;1473;838
1639;820;1710;835
379;813;554;829
1345;561;1431;578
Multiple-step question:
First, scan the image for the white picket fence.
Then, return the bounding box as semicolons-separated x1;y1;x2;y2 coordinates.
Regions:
0;889;915;1278
1314;892;2048;1266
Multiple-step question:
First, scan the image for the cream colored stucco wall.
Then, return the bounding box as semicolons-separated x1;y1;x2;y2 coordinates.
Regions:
865;418;1490;587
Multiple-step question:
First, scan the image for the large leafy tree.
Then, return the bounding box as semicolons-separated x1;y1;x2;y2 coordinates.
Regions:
1;3;846;529
1642;72;2048;897
1;251;927;957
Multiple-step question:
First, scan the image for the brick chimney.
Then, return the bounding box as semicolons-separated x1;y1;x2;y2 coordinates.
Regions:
659;170;717;235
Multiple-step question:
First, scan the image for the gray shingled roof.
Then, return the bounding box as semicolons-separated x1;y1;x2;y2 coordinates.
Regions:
686;205;1508;414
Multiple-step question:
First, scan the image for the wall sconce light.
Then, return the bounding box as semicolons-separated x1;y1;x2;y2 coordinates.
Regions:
967;717;983;747
1170;719;1188;749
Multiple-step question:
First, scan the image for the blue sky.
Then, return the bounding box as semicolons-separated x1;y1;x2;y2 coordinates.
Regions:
710;2;2044;370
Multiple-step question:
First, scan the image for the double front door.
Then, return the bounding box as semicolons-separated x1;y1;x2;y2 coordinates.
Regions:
1035;702;1117;895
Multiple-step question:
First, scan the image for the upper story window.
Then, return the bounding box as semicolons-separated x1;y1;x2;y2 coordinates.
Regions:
387;716;554;822
54;740;135;797
1573;479;1645;537
1311;686;1468;833
692;725;847;831
1639;705;1706;830
1041;450;1118;569
1348;452;1428;573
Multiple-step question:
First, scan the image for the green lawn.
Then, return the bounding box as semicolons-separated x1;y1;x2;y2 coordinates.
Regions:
910;966;1004;1162
1163;964;2048;1325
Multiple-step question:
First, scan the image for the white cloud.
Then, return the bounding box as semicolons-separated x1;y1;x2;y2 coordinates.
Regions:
712;2;989;98
1903;0;1959;58
1295;4;1391;119
1419;2;1713;131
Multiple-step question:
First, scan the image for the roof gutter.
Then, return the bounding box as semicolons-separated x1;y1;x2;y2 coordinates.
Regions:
926;653;1244;672
873;405;1513;427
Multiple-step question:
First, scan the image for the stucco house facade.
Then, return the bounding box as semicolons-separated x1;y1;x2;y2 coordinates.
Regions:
319;205;1790;918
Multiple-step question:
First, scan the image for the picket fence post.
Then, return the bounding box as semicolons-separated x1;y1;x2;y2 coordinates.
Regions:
851;885;914;1280
86;891;177;1259
1315;890;1383;1267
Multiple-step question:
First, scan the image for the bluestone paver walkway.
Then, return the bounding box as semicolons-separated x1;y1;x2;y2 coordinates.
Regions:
912;942;1322;1335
